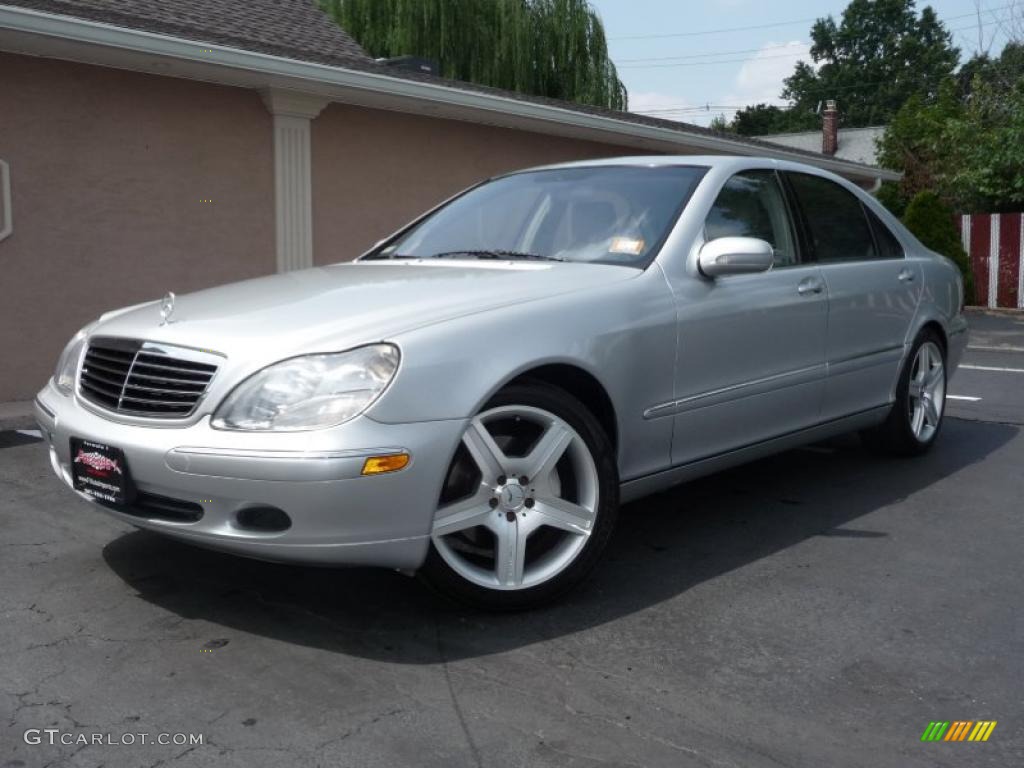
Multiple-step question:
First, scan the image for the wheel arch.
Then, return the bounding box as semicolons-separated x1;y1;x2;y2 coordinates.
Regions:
497;363;619;454
888;317;950;405
915;318;948;355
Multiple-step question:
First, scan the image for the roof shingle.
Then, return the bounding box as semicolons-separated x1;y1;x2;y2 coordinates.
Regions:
4;0;371;66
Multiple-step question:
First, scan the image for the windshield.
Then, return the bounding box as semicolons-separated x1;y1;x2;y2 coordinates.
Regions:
366;165;707;267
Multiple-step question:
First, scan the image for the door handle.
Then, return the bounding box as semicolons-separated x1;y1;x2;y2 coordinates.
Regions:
898;268;916;283
797;277;824;295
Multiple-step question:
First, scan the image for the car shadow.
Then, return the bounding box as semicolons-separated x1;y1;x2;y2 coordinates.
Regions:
102;418;1015;664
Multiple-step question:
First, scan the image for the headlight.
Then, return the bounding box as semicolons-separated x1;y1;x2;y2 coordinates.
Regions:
211;344;400;431
53;331;88;396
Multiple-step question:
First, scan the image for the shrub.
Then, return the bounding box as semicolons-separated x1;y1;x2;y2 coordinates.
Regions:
875;181;908;218
902;191;975;304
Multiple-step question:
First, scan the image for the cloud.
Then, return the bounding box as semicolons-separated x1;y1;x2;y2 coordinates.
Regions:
623;43;814;127
732;40;812;105
627;90;696;115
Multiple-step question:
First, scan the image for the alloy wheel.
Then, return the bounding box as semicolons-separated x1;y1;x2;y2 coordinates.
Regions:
432;405;599;591
907;341;945;443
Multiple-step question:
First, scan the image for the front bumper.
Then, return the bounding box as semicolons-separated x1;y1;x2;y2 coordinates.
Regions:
34;382;466;569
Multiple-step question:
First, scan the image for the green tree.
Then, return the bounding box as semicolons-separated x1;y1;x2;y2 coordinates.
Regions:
732;0;959;134
875;79;963;208
708;113;733;133
957;42;1024;97
878;38;1024;213
783;0;959;127
942;77;1024;212
731;103;818;136
320;0;627;110
875;181;908;218
902;191;974;302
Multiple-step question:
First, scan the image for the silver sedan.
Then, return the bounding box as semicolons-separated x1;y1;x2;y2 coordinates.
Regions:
36;156;967;609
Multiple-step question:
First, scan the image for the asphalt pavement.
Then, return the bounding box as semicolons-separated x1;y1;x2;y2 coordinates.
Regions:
944;310;1024;425
2;308;1022;768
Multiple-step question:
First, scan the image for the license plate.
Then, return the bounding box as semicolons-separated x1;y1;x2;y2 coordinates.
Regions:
70;438;135;507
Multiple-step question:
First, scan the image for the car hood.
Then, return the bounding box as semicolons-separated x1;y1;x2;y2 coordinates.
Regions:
91;260;638;358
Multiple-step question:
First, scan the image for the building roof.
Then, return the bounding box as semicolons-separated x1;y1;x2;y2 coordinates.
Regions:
0;1;899;184
346;59;882;171
758;126;887;167
2;0;371;66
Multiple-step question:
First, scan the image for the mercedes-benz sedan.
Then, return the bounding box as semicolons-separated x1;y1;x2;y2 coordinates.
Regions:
36;156;967;609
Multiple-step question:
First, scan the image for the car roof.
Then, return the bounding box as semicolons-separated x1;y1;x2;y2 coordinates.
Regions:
516;154;848;179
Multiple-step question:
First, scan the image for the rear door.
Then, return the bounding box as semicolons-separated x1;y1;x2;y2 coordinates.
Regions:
670;170;829;466
783;172;922;420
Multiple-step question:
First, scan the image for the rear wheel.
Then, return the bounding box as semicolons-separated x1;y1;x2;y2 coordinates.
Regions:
419;382;618;610
862;329;947;456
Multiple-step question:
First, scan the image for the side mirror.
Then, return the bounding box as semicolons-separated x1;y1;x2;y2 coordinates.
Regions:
698;237;774;278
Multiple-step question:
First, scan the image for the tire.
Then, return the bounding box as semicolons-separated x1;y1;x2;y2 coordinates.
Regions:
861;328;947;456
419;381;619;611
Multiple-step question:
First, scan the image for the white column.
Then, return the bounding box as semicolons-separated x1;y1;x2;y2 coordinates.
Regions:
989;214;1000;309
1019;214;1023;310
261;89;329;273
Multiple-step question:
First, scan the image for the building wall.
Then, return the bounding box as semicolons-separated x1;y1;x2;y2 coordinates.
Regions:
310;103;639;264
0;55;652;402
0;53;275;401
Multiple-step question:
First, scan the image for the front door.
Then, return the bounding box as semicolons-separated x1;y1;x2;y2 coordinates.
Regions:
670;170;829;466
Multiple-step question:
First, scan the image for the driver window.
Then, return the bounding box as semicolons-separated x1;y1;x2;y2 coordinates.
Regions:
705;171;798;267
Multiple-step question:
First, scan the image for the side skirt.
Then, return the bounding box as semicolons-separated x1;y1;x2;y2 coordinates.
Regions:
619;405;891;504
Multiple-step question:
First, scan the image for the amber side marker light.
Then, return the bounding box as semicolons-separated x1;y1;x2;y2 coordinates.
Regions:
362;453;410;475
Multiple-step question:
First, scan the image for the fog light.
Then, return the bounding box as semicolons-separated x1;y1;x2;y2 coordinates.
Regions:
361;453;410;475
236;506;291;532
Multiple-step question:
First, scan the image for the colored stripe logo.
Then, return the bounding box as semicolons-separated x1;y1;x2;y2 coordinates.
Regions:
921;721;997;742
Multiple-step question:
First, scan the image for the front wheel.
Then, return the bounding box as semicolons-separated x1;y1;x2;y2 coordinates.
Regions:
862;329;947;456
419;382;618;610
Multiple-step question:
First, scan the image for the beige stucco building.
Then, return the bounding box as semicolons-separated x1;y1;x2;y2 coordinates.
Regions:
0;0;897;403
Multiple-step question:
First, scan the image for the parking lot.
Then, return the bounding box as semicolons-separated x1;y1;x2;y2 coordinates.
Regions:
2;308;1022;768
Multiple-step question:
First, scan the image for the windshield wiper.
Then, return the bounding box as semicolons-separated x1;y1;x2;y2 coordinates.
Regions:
430;250;566;263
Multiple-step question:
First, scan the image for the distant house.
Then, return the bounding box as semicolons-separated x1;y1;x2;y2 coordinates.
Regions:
0;2;898;402
759;101;886;168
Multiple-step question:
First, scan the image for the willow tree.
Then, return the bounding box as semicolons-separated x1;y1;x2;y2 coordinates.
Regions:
320;0;627;110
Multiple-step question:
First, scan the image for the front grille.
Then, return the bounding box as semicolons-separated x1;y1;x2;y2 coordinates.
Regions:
79;338;219;417
98;491;204;523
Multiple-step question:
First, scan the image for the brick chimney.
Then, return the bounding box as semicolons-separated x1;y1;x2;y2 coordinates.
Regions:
822;99;839;156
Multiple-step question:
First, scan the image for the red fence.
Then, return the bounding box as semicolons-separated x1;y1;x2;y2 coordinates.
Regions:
958;213;1024;308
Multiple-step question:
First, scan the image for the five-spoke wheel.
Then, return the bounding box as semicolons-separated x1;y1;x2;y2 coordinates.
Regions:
907;340;946;443
862;328;947;456
420;382;617;609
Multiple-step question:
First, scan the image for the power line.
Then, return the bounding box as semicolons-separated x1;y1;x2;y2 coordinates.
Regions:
616;16;1013;69
631;103;751;112
609;2;1017;42
633;106;749;115
618;42;808;64
630;59;1024;120
627;69;976;115
619;49;810;70
611;15;821;42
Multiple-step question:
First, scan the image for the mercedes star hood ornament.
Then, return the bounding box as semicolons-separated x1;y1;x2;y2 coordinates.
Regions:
159;292;176;325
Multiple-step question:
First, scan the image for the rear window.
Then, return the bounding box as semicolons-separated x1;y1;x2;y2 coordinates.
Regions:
866;208;905;259
786;172;877;262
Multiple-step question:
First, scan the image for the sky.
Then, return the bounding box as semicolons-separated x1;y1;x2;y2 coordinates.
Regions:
588;0;1016;126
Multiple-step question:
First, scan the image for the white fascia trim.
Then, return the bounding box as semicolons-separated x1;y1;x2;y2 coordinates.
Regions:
0;4;900;182
0;159;11;242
